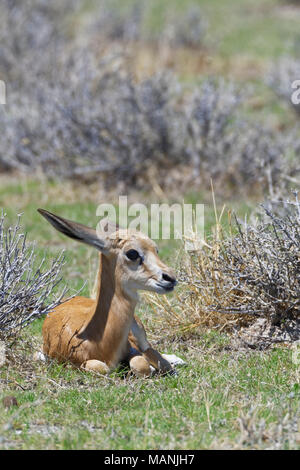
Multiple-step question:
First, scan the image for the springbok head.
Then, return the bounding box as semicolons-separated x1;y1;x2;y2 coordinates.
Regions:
38;209;177;298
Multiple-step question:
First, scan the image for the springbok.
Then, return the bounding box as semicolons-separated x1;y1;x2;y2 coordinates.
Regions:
37;209;183;377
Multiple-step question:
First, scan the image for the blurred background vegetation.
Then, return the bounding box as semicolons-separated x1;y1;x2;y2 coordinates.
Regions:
0;0;300;196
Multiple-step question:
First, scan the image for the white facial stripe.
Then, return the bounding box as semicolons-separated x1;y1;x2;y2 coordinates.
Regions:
145;252;163;278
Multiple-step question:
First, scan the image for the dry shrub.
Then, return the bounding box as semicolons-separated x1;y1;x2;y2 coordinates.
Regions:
0;213;68;340
153;4;206;48
0;1;299;193
147;195;300;347
185;79;300;191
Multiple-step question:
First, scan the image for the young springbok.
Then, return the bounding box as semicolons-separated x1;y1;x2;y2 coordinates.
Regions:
38;209;182;377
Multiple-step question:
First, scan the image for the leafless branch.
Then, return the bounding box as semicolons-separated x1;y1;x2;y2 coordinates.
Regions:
0;213;70;340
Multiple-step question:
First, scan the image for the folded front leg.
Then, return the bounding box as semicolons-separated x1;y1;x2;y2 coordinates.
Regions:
129;317;173;374
142;347;174;374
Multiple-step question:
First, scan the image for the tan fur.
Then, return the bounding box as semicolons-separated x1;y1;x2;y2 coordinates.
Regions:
39;210;176;375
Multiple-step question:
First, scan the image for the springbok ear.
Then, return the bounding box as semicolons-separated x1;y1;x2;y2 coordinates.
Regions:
37;209;110;252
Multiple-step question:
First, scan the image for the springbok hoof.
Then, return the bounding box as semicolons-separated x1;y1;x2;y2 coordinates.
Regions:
81;360;110;375
129;356;151;378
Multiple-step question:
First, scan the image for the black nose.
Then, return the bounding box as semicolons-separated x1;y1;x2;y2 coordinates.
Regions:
162;273;177;285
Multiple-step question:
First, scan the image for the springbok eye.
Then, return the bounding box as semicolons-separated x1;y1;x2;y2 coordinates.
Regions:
126;249;140;261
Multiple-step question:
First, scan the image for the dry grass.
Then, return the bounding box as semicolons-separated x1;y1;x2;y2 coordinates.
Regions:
146;212;249;337
146;192;300;348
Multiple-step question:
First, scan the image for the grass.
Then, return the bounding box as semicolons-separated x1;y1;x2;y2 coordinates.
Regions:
0;331;299;449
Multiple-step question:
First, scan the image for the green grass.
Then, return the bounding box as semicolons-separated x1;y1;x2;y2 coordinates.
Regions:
0;332;299;449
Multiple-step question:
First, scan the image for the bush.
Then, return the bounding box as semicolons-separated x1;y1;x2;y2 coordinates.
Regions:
147;195;300;347
186;79;299;191
0;213;68;340
157;5;206;48
0;56;188;185
92;0;145;43
0;0;79;87
2;53;299;192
